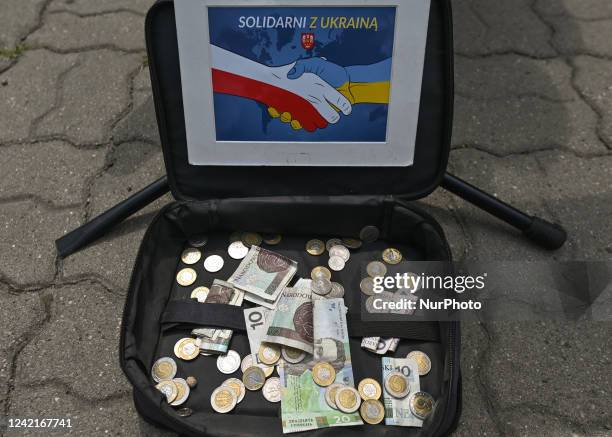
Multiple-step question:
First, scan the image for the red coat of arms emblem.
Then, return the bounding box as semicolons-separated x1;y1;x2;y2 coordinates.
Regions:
301;33;315;50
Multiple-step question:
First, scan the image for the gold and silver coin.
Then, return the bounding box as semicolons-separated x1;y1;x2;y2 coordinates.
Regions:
311;266;331;280
384;371;411;399
240;354;273;377
186;376;198;388
242;366;266;391
335;386;361;413
156;380;178;403
222;377;246;403
258;343;281;365
306;239;325;256
241;232;263;247
312;362;336;387
359;225;380;243
203;254;224;273
190;286;209;302
329;245;350;262
328;255;345;272
366;261;387;278
262;377;281;403
181;247;202;265
325;383;344;409
409;391;435;419
328;282;345;299
325;238;343;252
151;357;177;383
216;350;241;374
360;399;385;424
188;235;208;248
176;268;197;286
342;238;362;249
210;386;237;413
170;378;190;406
407;350;432;376
312;278;332;296
227;241;249;260
281;346;306;364
360;277;376;296
174;338;200;361
382;248;403;265
263;234;282;245
358;378;382;400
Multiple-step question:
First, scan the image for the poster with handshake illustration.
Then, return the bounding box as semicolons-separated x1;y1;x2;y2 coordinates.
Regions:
175;1;431;166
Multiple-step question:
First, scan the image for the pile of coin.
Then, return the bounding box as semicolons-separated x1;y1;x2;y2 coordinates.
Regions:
318;375;386;425
152;357;193;408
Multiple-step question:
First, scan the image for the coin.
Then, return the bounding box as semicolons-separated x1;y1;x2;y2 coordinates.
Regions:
407;350;432;376
176;268;197;286
156;380;178;403
222;377;246;403
262;377;281;402
359;226;380;243
261;364;274;378
328;282;345;299
358;378;382;400
227;241;249;260
360;399;385;424
312;362;336;387
170;378;190;406
175;407;193;417
203;254;224;273
263;234;282;245
190;286;209;302
360;277;376;296
281;346;306;364
240;354;273;376
342;238;362;249
186;376;197;388
329;245;350;262
228;231;242;243
241;232;262;247
306;239;325;256
311;266;331;281
335;386;361;413
258;343;281;365
174;338;199;361
211;386;237;413
325;238;343;252
188;235;208;247
382;248;403;265
151;357;177;383
217;350;241;374
312;278;332;296
409;391;435;419
384;371;410;399
241;354;255;372
181;247;202;265
328;256;345;272
242;366;266;391
325;383;344;409
366;261;387;278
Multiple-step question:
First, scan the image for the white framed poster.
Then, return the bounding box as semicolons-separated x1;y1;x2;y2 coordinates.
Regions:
174;0;431;166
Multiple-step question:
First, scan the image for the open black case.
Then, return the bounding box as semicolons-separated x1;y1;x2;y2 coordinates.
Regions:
120;0;461;435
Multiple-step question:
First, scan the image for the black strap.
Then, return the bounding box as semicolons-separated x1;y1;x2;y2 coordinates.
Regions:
161;300;440;341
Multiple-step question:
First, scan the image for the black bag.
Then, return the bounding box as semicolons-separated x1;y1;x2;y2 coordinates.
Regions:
120;1;461;436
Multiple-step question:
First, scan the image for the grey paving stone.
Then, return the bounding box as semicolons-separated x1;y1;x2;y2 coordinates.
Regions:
0;141;106;206
7;385;138;436
34;50;142;145
0;200;80;286
49;0;153;15
573;56;612;148
497;409;585;436
0;49;78;143
452;94;607;156
15;283;130;400
455;55;576;101
0;0;47;48
535;0;612;19
548;16;612;57
133;65;151;91
27;11;145;52
537;152;612;260
112;90;159;145
482;321;611;428
452;0;488;57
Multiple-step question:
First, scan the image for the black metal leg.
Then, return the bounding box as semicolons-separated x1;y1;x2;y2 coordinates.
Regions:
441;173;567;250
55;176;170;258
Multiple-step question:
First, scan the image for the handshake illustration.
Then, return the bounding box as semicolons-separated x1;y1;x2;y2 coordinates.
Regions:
211;45;391;132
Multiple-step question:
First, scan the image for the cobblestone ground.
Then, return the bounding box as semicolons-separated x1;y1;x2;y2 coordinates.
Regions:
0;1;610;436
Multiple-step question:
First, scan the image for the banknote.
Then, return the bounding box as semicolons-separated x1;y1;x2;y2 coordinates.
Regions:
243;290;279;309
264;287;314;354
362;337;399;355
279;299;362;433
361;337;380;351
243;306;273;355
228;246;297;302
382;356;422;427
